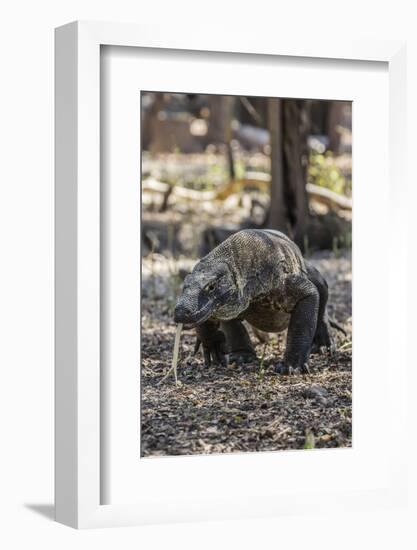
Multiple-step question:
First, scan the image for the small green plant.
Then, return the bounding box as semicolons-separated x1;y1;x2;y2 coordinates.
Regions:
258;342;268;381
304;428;315;449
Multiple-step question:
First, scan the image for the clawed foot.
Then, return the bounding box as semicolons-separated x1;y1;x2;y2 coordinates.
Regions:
275;361;310;375
311;320;335;356
310;342;335;356
194;331;227;367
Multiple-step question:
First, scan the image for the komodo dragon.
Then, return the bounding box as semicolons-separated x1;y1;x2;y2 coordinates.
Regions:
174;229;344;374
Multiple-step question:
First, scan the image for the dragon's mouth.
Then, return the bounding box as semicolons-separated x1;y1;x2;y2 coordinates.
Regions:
182;307;213;329
174;301;214;329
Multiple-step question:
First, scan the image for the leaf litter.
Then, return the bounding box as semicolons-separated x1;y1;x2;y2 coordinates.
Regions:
141;251;352;457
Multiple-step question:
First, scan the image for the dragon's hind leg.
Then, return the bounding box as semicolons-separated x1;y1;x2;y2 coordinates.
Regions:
220;320;258;365
305;261;335;355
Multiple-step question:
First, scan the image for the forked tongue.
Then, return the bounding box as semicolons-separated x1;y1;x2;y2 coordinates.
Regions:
171;323;183;386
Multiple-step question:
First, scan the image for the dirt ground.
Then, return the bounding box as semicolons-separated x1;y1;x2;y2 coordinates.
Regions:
141;250;352;457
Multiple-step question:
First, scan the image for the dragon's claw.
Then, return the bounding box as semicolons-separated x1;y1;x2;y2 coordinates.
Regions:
275;361;310;375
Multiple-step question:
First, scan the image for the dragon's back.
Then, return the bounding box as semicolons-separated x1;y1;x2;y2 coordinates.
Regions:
208;229;305;278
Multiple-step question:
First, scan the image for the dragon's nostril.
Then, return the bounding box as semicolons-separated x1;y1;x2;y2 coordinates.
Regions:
174;303;192;323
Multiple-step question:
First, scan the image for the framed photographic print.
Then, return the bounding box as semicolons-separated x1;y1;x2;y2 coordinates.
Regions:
55;21;407;528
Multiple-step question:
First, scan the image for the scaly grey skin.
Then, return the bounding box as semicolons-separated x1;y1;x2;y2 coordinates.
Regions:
174;229;337;374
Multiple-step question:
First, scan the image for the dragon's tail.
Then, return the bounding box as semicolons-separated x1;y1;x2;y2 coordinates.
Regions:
329;319;347;337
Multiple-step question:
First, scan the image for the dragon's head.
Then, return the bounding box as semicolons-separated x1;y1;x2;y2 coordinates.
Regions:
174;260;243;328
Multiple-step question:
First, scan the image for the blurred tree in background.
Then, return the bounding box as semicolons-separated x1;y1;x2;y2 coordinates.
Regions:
141;92;352;256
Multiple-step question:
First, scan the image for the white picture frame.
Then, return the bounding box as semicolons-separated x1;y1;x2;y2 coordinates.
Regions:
55;20;407;529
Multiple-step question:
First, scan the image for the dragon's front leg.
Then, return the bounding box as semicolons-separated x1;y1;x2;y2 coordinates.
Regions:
220;320;257;365
276;275;319;375
194;320;227;367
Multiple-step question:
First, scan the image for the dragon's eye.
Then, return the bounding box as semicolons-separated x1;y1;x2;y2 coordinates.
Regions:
205;281;216;293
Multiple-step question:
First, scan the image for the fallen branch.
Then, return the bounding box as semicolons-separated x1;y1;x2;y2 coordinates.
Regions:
142;175;352;211
306;183;352;211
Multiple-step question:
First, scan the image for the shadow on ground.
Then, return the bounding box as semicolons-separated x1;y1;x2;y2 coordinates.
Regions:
24;503;55;521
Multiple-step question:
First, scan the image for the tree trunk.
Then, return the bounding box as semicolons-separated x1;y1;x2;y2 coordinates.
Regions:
283;100;309;246
207;95;233;144
207;95;235;179
266;98;288;233
267;98;310;249
327;102;344;153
